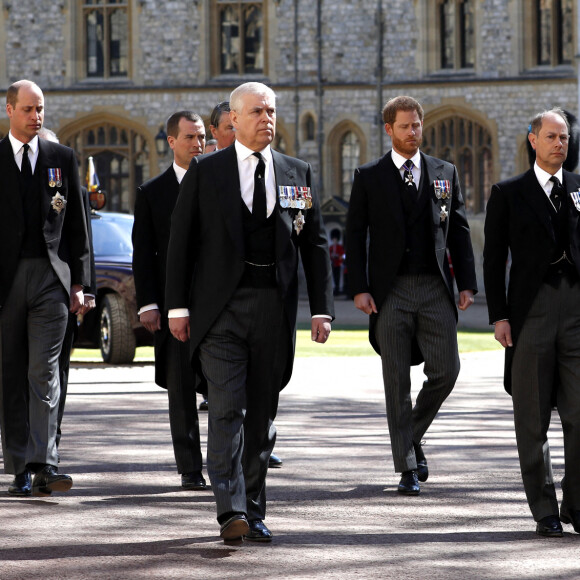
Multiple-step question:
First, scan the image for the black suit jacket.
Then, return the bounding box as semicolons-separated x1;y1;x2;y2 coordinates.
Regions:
0;137;90;306
483;168;580;393
132;165;183;388
165;145;334;389
346;151;477;356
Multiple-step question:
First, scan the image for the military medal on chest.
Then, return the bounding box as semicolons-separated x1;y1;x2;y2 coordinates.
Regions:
440;205;448;222
50;192;67;214
434;180;451;200
293;210;305;234
571;189;580;212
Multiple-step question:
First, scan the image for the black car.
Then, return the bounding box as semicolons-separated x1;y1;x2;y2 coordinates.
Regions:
75;211;152;363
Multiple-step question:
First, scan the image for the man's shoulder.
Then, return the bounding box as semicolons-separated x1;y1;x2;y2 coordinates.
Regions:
421;152;456;172
356;153;391;174
272;149;309;171
564;169;580;187
39;139;75;160
138;165;176;193
494;169;533;191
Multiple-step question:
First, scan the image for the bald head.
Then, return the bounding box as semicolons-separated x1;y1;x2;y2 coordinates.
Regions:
5;80;44;143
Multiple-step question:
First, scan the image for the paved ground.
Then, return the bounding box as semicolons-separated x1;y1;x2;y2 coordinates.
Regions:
2;334;580;579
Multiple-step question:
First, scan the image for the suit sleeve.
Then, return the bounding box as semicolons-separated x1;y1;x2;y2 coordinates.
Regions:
82;187;97;295
297;163;334;318
483;183;510;324
64;150;91;289
165;160;199;311
132;186;159;309
345;167;370;296
446;165;478;294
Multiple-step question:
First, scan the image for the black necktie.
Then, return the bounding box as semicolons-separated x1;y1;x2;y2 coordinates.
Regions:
402;159;417;203
252;152;267;221
549;176;563;212
21;143;32;181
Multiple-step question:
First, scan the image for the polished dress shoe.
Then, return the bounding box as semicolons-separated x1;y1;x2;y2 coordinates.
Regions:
536;515;563;537
398;470;420;495
560;506;580;533
8;471;31;496
413;441;428;482
31;465;73;497
181;471;207;490
220;514;249;541
199;399;208;411
245;519;273;542
268;454;283;468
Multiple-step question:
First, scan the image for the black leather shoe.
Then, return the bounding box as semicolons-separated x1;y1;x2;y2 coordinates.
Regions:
181;471;207;490
413;441;428;482
8;471;31;496
245;519;273;542
398;470;420;495
536;515;563;537
220;514;249;541
31;465;73;497
268;454;283;468
560;506;580;533
199;399;208;411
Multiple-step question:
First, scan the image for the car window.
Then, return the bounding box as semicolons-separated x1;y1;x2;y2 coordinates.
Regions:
91;215;134;257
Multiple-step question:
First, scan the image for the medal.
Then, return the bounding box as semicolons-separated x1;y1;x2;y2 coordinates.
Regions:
55;168;62;187
440;205;448;222
434;180;451;200
48;168;56;188
279;186;289;208
51;192;67;214
572;189;580;212
293;210;305;234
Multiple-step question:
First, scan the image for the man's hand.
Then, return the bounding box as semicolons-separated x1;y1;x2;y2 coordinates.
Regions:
140;309;162;334
494;320;513;348
311;318;331;343
70;284;84;314
354;292;378;315
169;316;190;342
79;295;96;316
458;290;475;311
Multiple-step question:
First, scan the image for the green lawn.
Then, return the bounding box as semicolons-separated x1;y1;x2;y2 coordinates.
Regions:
71;328;500;362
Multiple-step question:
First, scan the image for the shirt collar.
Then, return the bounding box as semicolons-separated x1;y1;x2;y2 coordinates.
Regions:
391;148;421;171
172;161;187;184
235;140;272;164
534;162;563;189
9;132;39;156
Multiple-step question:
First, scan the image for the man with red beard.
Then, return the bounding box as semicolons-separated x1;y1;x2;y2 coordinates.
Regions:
346;96;477;495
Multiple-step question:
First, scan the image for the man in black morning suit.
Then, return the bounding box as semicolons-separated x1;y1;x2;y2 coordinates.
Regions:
165;82;334;543
0;80;90;496
484;108;580;537
132;111;209;491
346;96;477;495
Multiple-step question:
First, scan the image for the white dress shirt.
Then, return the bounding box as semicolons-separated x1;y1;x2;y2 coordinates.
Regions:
9;132;39;172
391;149;422;187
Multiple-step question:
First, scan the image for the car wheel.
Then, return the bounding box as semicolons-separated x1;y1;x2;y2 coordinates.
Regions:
99;293;136;364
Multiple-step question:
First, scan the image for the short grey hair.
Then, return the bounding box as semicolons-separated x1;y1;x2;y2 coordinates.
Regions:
38;127;59;143
530;107;570;136
230;82;276;113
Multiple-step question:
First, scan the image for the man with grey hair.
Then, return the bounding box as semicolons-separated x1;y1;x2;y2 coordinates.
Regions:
484;107;580;537
166;82;334;542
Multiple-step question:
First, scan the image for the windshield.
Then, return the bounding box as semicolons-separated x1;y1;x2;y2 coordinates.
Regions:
91;214;133;257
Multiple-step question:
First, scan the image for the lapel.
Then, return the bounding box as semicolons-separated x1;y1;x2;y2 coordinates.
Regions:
421;153;452;233
563;169;580;236
0;137;24;222
517;169;553;239
37;139;58;224
372;152;404;234
272;150;296;257
213;145;244;254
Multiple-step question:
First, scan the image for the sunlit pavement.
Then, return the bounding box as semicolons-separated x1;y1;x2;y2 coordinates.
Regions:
1;344;579;579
